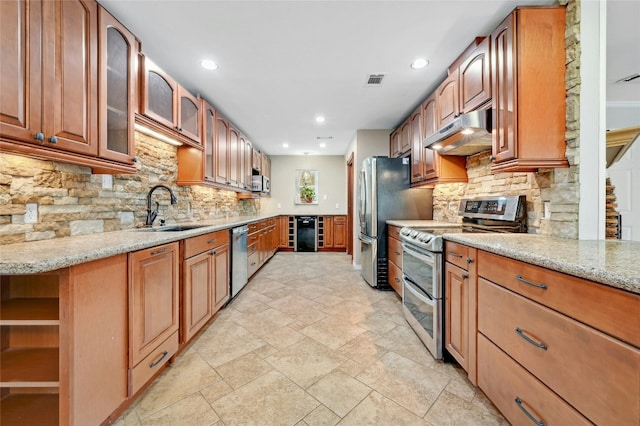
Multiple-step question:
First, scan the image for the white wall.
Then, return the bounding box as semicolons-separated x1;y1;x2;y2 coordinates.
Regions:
345;129;391;268
261;155;347;215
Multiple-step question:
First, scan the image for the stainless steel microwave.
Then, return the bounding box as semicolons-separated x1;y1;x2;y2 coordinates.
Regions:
251;175;270;193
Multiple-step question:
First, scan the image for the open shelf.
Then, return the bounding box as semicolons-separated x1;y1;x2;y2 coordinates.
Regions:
0;348;59;386
0;393;59;426
0;298;59;326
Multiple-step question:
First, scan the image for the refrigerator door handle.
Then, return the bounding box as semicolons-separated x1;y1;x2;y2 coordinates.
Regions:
358;234;374;244
358;168;367;227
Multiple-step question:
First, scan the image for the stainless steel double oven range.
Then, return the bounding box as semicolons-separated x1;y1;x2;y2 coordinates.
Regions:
399;195;527;360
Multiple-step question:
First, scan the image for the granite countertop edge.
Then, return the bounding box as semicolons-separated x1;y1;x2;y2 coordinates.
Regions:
0;214;280;275
443;233;640;295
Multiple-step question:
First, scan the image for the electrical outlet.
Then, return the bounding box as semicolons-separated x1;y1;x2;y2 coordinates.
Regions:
277;203;282;209
102;174;113;189
25;203;38;223
335;203;339;209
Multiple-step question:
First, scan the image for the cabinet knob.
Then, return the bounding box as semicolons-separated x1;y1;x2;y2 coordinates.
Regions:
176;126;183;132
34;132;45;141
466;258;473;264
489;155;496;162
49;136;58;144
461;273;469;280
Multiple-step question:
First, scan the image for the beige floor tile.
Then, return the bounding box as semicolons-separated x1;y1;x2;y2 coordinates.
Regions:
338;391;428;425
212;370;319;426
262;325;307;349
113;406;141;426
304;404;341;426
267;293;328;324
214;352;273;389
140;393;219;426
266;338;349;388
424;391;506;425
356;351;450;417
199;377;233;404
229;307;296;336
337;332;388;365
313;293;347;307
306;370;372;417
192;322;268;368
300;316;367;350
320;300;377;324
444;376;477;402
134;352;222;419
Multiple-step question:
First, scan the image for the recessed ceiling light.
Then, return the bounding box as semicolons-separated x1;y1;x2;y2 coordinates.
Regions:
315;115;325;124
201;59;218;70
319;143;327;148
410;58;429;69
282;143;289;148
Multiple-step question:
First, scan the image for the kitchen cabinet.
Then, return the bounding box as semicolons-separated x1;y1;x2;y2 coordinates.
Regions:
475;250;640;426
98;5;138;164
278;215;295;250
387;225;403;295
252;149;263;173
228;125;240;188
215;113;231;185
128;242;180;396
247;219;278;277
445;37;491;116
318;216;347;251
411;95;467;186
0;0;134;174
239;134;253;190
390;118;411;158
444;242;477;380
139;55;202;148
182;230;230;343
436;71;459;130
490;6;568;172
0;255;128;426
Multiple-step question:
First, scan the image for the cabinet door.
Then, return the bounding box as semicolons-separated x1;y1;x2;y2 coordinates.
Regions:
436;70;459;129
459;37;491;113
244;139;253;190
203;101;216;180
422;95;438;180
228;126;240;187
238;135;247;189
252;149;262;172
215;114;230;184
410;108;424;183
445;262;469;370
140;56;177;130
333;216;347;248
213;244;230;312
98;6;136;163
129;242;179;367
183;251;213;343
0;0;42;144
491;14;517;163
42;0;98;155
399;120;411;155
389;130;400;157
324;216;334;248
177;87;201;144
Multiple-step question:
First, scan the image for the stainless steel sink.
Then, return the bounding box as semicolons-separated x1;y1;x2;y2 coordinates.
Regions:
134;225;208;232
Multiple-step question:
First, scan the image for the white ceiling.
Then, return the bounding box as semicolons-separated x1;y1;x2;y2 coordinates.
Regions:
98;0;639;156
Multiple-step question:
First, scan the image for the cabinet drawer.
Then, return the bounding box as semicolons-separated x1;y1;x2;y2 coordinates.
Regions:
388;259;402;295
478;334;590;426
248;223;259;233
248;252;260;277
184;229;229;258
478;251;640;347
388;225;402;240
388;236;402;266
478;278;640;426
248;243;258;256
445;241;470;270
129;331;178;396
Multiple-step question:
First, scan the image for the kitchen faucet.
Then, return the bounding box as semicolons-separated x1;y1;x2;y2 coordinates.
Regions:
146;185;178;227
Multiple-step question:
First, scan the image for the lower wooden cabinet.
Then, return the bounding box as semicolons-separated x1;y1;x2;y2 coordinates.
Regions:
128;242;180;396
182;230;229;343
387;225;402;295
247;219;278;278
0;255;128;426
319;215;347;251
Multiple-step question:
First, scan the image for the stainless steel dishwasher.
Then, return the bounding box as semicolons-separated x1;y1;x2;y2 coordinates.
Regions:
231;225;249;298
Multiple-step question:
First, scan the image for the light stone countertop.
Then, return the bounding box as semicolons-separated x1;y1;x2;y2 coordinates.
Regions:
0;214;279;275
444;233;640;296
386;220;463;228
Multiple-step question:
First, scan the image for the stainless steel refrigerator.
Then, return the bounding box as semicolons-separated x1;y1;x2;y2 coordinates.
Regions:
358;156;433;288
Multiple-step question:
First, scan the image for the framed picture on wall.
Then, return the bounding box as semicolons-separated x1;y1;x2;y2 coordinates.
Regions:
295;169;318;204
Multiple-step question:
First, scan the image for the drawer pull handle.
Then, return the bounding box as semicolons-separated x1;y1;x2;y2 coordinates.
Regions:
150;247;168;256
514;397;546;426
149;351;169;368
448;251;463;258
516;275;547;290
515;327;548;350
207;238;217;244
394;251;401;256
394;277;400;283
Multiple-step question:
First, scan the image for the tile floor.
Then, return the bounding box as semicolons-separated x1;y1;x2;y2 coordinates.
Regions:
114;252;507;426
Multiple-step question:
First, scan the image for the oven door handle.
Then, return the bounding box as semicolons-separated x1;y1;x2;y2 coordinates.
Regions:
402;243;437;266
403;275;436;302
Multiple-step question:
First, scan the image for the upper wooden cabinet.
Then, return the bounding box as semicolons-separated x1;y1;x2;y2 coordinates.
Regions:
215;113;231;185
451;37;492;114
390;118;411;158
410;107;425;183
98;6;138;164
490;7;568;172
436;70;460;130
228;125;240;188
0;0;134;173
139;55;202;147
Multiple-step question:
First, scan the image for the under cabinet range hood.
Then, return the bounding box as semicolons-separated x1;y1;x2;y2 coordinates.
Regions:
423;109;493;156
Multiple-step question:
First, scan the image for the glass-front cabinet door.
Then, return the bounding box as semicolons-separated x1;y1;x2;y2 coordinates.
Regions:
140;56;177;130
203;101;215;181
177;88;201;144
98;6;137;163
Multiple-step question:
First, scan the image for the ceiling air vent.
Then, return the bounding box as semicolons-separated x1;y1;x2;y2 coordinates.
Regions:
366;73;386;86
616;73;640;83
